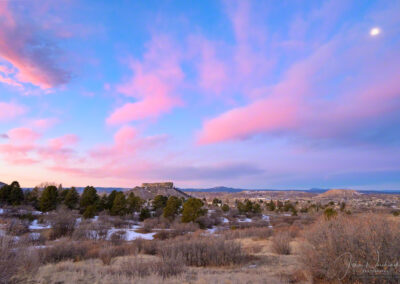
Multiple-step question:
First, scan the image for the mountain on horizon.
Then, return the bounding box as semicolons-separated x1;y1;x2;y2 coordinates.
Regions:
183;186;244;193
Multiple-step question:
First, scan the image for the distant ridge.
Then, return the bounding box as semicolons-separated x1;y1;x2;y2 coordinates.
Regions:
0;181;5;187
317;189;361;198
184;186;243;193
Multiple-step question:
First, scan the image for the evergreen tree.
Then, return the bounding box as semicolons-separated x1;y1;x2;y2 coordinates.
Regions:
39;185;58;212
163;196;182;219
152;195;168;210
127;192;144;213
106;190;117;210
64;187;79;209
324;208;338;220
80;186;98;213
97;194;108;211
212;198;222;206
221;204;230;212
9;181;24;205
111;192;127;216
139;207;151;221
83;205;97;219
0;184;11;203
181;198;206;223
26;187;40;209
267;200;276;211
253;203;262;214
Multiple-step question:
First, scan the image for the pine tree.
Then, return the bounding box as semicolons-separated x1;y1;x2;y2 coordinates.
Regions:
80;186;98;213
39;185;58;212
64;187;79;209
139;207;151;221
163;196;182;219
152;195;168;210
83;205;97;219
181;198;206;223
127;192;144;213
9;182;24;205
106;190;117;210
111;192;127;216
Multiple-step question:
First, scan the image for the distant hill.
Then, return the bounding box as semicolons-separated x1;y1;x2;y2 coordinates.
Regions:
183;186;243;193
0;181;5;187
128;182;189;200
317;189;361;198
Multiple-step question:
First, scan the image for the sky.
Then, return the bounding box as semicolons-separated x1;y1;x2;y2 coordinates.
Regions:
0;0;399;190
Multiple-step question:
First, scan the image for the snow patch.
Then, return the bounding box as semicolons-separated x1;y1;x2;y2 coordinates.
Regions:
238;218;252;223
107;226;156;241
29;220;51;230
262;215;270;221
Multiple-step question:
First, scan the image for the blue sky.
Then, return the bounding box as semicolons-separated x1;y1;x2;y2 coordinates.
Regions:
0;0;399;189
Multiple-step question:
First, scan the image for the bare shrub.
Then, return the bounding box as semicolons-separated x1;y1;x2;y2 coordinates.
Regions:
99;215;130;228
99;244;136;265
154;221;199;240
120;257;184;279
222;227;273;240
130;239;159;255
5;218;29;236
18;232;47;246
142;217;170;232
171;221;199;235
271;231;291;255
72;221;109;240
39;240;90;263
159;237;246;266
47;209;76;239
301;214;400;282
0;236;40;283
153;259;185;279
110;230;126;245
120;257;152;277
0;236;18;284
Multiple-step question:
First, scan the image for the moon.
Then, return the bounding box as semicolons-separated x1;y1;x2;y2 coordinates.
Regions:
370;27;381;36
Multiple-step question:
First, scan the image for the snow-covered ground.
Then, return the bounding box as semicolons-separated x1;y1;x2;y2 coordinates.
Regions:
0;208;4;214
262;215;270;221
238;218;253;223
106;225;156;241
29;220;51;230
222;217;229;223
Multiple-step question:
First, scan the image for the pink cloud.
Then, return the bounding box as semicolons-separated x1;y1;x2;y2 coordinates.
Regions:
197;24;400;145
0;127;40;165
7;127;40;143
107;36;183;124
189;37;229;95
30;118;59;131
37;134;79;164
0;101;27;121
91;126;166;161
0;1;70;89
48;134;79;150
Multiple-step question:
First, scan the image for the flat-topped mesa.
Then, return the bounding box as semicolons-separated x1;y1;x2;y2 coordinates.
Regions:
142;182;173;189
129;182;188;200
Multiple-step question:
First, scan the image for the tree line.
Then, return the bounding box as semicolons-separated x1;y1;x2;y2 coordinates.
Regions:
0;181;208;223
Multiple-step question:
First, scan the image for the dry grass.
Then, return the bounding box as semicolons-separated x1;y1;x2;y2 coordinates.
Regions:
222;226;273;240
159;237;246;267
300;213;400;282
271;231;292;255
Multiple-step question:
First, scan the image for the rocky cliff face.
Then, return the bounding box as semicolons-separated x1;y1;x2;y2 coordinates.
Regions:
128;182;189;200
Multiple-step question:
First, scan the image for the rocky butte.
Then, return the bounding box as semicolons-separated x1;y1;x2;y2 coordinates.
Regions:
129;182;189;200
